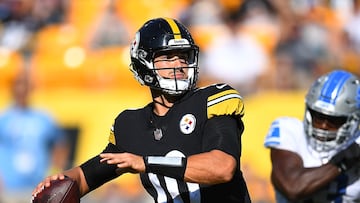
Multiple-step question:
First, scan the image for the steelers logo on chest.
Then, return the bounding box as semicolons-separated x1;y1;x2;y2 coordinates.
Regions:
179;114;196;134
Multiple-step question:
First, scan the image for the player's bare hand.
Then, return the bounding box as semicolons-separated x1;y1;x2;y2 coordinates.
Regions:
32;174;66;197
100;152;145;174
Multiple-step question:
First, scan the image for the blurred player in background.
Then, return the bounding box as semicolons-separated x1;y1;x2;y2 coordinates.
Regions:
264;69;360;202
0;71;69;203
32;17;251;203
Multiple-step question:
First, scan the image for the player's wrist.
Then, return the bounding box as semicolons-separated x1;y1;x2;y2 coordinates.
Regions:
143;156;187;179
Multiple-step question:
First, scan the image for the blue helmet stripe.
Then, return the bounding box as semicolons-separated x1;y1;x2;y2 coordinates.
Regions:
319;71;351;104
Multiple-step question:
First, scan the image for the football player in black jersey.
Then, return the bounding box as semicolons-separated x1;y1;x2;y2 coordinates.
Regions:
32;17;252;203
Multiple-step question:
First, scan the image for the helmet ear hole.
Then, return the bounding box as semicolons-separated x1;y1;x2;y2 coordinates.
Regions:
144;75;156;85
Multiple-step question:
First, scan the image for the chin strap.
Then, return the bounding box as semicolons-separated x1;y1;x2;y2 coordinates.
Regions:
152;89;184;109
153;99;172;109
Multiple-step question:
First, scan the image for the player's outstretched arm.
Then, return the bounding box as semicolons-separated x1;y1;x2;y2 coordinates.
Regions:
100;150;236;185
184;149;236;184
32;166;89;198
270;148;340;201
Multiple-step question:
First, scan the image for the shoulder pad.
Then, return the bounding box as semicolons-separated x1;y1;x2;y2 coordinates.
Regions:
205;84;244;118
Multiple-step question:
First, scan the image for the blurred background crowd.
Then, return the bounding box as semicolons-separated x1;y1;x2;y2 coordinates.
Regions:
0;0;360;202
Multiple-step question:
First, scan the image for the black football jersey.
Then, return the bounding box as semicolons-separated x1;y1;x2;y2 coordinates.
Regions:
107;83;250;203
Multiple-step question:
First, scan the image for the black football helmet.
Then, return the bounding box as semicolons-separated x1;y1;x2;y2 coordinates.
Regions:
130;17;199;95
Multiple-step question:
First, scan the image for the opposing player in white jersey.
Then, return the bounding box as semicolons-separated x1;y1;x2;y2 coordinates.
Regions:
264;70;360;202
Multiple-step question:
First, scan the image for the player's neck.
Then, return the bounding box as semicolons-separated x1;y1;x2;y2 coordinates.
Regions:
151;88;176;116
153;96;173;116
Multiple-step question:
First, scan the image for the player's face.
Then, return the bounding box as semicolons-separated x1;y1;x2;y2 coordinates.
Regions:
12;77;30;108
153;51;189;80
310;109;347;132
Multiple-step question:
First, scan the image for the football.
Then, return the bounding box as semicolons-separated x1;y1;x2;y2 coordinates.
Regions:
32;176;80;203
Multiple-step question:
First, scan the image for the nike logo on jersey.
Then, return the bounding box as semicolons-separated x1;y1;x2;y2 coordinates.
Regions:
215;84;227;89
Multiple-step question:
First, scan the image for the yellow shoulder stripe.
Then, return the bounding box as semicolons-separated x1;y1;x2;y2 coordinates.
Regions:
207;89;244;119
108;125;116;145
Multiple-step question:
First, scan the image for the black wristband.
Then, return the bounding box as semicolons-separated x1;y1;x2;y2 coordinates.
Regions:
143;156;187;180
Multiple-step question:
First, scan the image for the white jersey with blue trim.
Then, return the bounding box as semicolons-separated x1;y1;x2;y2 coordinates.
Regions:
264;117;360;203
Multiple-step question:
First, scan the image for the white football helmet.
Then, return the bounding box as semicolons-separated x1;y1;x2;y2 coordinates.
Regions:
304;70;360;156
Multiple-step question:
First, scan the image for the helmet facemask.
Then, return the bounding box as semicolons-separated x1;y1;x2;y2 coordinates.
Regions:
152;48;198;95
129;18;200;96
304;107;350;153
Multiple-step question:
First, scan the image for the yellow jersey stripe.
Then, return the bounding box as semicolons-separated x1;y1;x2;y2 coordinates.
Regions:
207;90;244;118
208;89;241;105
164;18;181;39
108;125;116;145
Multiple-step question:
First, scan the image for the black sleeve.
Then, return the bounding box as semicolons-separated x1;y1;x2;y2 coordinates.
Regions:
80;143;124;191
202;116;244;160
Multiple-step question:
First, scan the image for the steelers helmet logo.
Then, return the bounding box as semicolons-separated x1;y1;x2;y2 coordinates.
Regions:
179;114;196;134
130;32;140;58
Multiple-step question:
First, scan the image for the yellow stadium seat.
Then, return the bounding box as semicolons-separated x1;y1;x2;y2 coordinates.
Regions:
30;45;88;89
83;46;137;90
34;24;82;54
0;50;24;89
30;23;89;89
116;0;190;34
66;0;106;34
189;24;229;51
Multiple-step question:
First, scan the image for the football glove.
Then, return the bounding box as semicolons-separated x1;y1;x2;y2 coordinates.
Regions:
329;142;360;172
